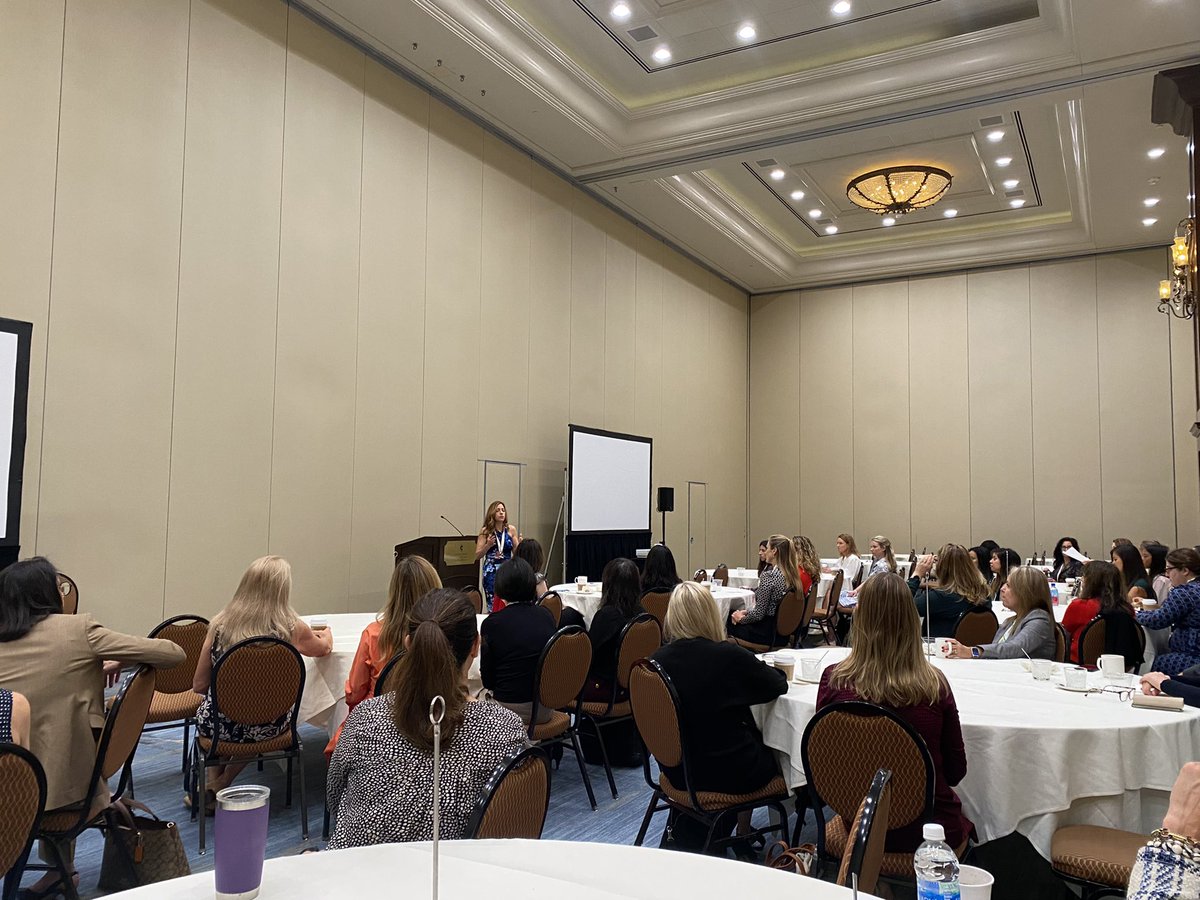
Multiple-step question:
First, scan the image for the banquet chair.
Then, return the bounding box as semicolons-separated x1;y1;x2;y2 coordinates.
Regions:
463;586;484;614
56;573;79;615
628;658;789;854
579;614;662;800
692;568;706;582
1050;824;1144;899
0;743;47;900
190;637;307;853
373;652;405;698
463;745;552;840
801;701;960;882
712;564;729;587
538;591;562;627
836;768;892;895
141;615;209;784
29;666;156;900
1053;623;1068;663
640;591;671;628
1077;617;1108;668
732;589;800;653
527;626;597;810
952;606;999;648
809;571;844;646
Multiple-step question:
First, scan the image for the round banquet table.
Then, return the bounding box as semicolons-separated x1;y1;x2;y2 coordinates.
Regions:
705;566;760;589
751;646;1199;859
107;839;881;899
298;613;486;734
550;583;754;627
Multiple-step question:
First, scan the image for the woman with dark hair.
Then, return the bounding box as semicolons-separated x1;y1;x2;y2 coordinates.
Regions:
583;558;646;701
327;589;527;848
968;547;992;582
1112;543;1155;602
1139;548;1200;676
1061;561;1135;662
1051;537;1084;582
480;559;556;723
756;539;770;576
0;558;184;895
909;545;990;638
1141;541;1171;606
987;548;1022;602
513;537;548;599
641;544;682;595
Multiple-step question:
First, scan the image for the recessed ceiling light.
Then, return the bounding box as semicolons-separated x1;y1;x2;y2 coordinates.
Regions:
769;168;786;181
652;46;672;63
737;23;757;41
943;209;958;218
808;209;822;219
1144;198;1160;207
1002;178;1020;190
1143;217;1158;226
995;157;1012;167
1010;199;1026;208
1147;147;1166;159
789;189;805;201
986;130;1005;143
825;225;839;234
881;217;896;227
610;2;631;21
831;0;852;15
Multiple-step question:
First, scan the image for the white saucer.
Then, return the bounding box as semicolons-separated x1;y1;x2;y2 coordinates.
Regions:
793;674;822;685
1057;683;1091;693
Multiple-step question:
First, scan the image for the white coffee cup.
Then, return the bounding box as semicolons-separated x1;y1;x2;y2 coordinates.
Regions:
936;640;953;658
1098;654;1125;679
1064;666;1088;690
575;575;587;587
959;864;995;899
1031;659;1054;680
800;657;822;681
309;616;328;630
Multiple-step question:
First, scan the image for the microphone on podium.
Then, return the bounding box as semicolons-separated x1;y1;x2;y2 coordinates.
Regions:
440;515;465;537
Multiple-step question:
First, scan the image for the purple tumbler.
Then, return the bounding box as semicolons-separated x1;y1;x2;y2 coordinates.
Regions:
214;785;270;900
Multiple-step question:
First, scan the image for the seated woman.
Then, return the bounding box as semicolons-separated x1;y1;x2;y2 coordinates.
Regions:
909;545;990;638
0;687;30;748
824;533;863;587
0;557;185;896
480;558;557;723
513;538;549;599
1138;548;1200;676
327;589;528;848
756;539;770;576
987;548;1021;603
817;573;972;853
583;558;645;701
1051;536;1084;582
651;582;787;851
866;535;898;580
729;534;800;647
1061;561;1137;664
792;535;820;597
193;556;333;798
1141;541;1171;607
945;566;1056;659
640;543;682;596
1113;543;1155;603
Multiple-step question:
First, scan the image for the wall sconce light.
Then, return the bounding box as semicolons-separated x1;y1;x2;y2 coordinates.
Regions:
1159;218;1196;319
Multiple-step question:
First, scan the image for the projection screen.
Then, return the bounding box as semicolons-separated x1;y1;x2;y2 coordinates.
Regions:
568;425;652;533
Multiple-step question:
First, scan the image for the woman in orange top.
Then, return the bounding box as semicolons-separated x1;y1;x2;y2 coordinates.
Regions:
1061;560;1131;662
324;555;441;757
792;535;820;597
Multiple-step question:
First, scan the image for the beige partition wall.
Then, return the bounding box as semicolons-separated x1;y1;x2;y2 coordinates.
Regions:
4;0;750;633
749;250;1200;560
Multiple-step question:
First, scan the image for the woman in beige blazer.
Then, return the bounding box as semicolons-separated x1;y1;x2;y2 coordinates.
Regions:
0;557;184;894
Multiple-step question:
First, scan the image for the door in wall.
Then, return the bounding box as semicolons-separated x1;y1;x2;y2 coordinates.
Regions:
688;481;707;577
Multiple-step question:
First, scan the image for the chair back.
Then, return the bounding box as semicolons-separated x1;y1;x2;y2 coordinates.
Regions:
1053;622;1068;663
816;572;844;615
837;768;892;895
463;745;551;840
100;666;157;784
463;586;484;615
712;564;729;587
530;627;591;730
629;659;682;769
56;573;79;615
640;591;671;628
538;591;562;627
773;589;804;646
147;615;210;695
692;568;706;582
1078;616;1107;668
0;743;46;884
616;615;663;690
852;564;865;589
801;701;934;838
210;637;305;732
373;652;404;698
1102;611;1145;672
953;606;999;647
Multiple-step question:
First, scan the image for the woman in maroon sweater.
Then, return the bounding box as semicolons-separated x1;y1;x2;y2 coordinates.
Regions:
817;572;973;853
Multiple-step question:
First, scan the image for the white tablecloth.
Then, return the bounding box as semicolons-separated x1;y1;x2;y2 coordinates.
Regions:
109;839;879;899
752;647;1200;858
706;567;760;589
299;613;485;734
550;583;754;626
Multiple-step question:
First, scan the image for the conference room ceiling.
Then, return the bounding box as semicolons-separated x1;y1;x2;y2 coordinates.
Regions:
298;0;1200;292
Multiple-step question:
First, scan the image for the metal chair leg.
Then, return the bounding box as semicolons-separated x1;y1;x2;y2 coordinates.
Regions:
634;792;660;846
285;755;293;807
590;719;619;799
198;758;208;854
569;732;598;810
296;749;309;842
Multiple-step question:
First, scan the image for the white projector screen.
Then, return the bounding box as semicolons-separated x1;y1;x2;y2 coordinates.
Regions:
568;425;652;533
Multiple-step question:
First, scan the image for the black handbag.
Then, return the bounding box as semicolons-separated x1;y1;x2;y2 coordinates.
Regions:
97;798;191;891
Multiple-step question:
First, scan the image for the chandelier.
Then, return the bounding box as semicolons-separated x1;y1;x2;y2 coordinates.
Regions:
1158;218;1196;319
846;166;953;216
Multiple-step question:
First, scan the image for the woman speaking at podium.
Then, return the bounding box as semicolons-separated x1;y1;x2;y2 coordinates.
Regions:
476;500;519;611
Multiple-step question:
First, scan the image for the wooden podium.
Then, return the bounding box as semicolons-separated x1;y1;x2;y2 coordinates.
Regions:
394;535;479;592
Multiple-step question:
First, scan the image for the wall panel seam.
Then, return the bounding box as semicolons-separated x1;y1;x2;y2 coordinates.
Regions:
1094;259;1104;547
347;55;367;606
1026;266;1036;548
417;95;430;532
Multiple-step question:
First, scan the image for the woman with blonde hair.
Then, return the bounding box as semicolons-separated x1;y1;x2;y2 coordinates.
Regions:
818;573;972;853
866;535;898;579
729;534;800;646
475;500;519;611
944;566;1056;659
652;582;787;853
909;544;989;637
193;556;333;798
792;535;821;596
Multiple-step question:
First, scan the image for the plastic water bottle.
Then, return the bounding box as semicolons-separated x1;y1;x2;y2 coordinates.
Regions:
1050;582;1059;605
914;823;960;899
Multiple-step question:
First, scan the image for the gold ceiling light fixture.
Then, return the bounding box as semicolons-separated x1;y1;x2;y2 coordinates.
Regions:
1158;217;1196;319
846;165;953;216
